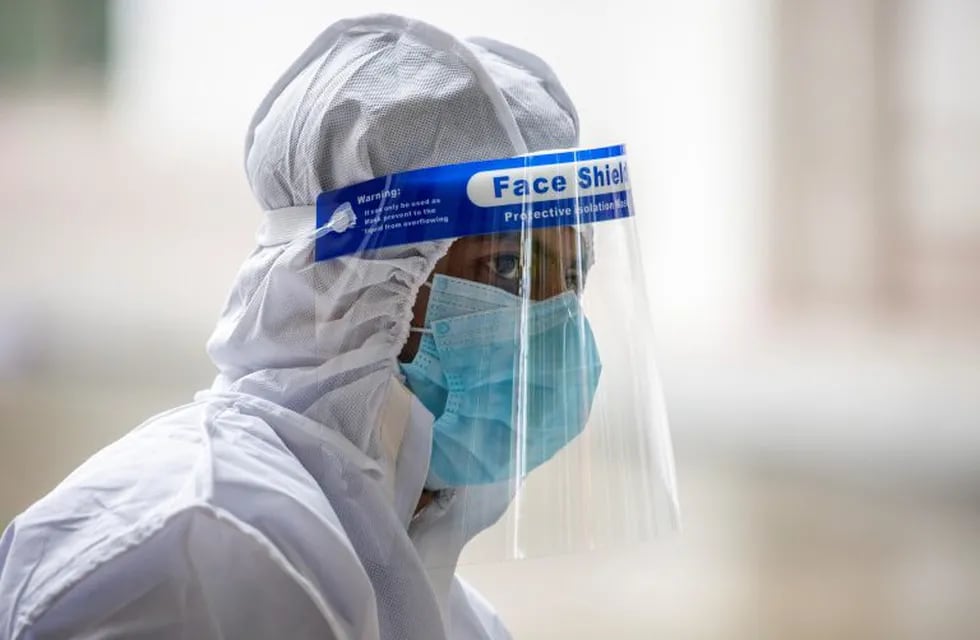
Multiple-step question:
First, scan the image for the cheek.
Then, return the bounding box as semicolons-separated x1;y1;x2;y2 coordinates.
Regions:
413;284;431;321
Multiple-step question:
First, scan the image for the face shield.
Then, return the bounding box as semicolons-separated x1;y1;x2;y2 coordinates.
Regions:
302;144;678;561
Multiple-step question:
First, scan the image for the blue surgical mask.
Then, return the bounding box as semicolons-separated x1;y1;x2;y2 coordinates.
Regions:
400;274;602;486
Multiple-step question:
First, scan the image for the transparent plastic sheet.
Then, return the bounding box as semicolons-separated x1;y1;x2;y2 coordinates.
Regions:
455;217;680;562
301;145;679;563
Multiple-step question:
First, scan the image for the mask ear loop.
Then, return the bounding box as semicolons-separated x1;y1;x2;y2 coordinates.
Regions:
409;279;434;334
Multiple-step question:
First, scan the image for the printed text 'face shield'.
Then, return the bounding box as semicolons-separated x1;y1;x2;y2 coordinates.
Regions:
313;145;678;561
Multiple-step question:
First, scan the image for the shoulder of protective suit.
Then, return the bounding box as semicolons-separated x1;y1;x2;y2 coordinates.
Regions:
0;400;376;640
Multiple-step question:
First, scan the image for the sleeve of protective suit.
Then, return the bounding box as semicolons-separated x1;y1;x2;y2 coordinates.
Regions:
21;507;353;640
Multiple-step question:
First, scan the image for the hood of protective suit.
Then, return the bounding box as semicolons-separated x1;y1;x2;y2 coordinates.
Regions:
206;14;578;526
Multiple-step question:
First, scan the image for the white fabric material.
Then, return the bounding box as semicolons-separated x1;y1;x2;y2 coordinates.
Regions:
0;13;577;640
256;205;317;246
0;394;504;639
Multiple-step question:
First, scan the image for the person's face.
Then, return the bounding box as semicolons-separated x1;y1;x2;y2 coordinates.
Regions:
399;226;589;362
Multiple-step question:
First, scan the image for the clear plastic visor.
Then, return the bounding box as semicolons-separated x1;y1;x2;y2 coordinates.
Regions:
291;144;680;563
404;215;678;563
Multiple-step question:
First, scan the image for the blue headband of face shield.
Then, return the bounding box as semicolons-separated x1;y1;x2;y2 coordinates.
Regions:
309;144;630;262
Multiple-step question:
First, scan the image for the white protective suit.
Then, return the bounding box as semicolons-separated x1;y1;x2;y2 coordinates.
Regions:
0;14;579;640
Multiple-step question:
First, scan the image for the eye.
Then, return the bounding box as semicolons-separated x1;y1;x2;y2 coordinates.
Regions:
487;253;521;281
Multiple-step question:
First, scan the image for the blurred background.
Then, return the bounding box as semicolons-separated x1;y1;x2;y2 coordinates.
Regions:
1;1;978;638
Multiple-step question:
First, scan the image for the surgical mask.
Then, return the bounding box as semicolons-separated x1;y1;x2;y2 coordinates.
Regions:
400;274;602;486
